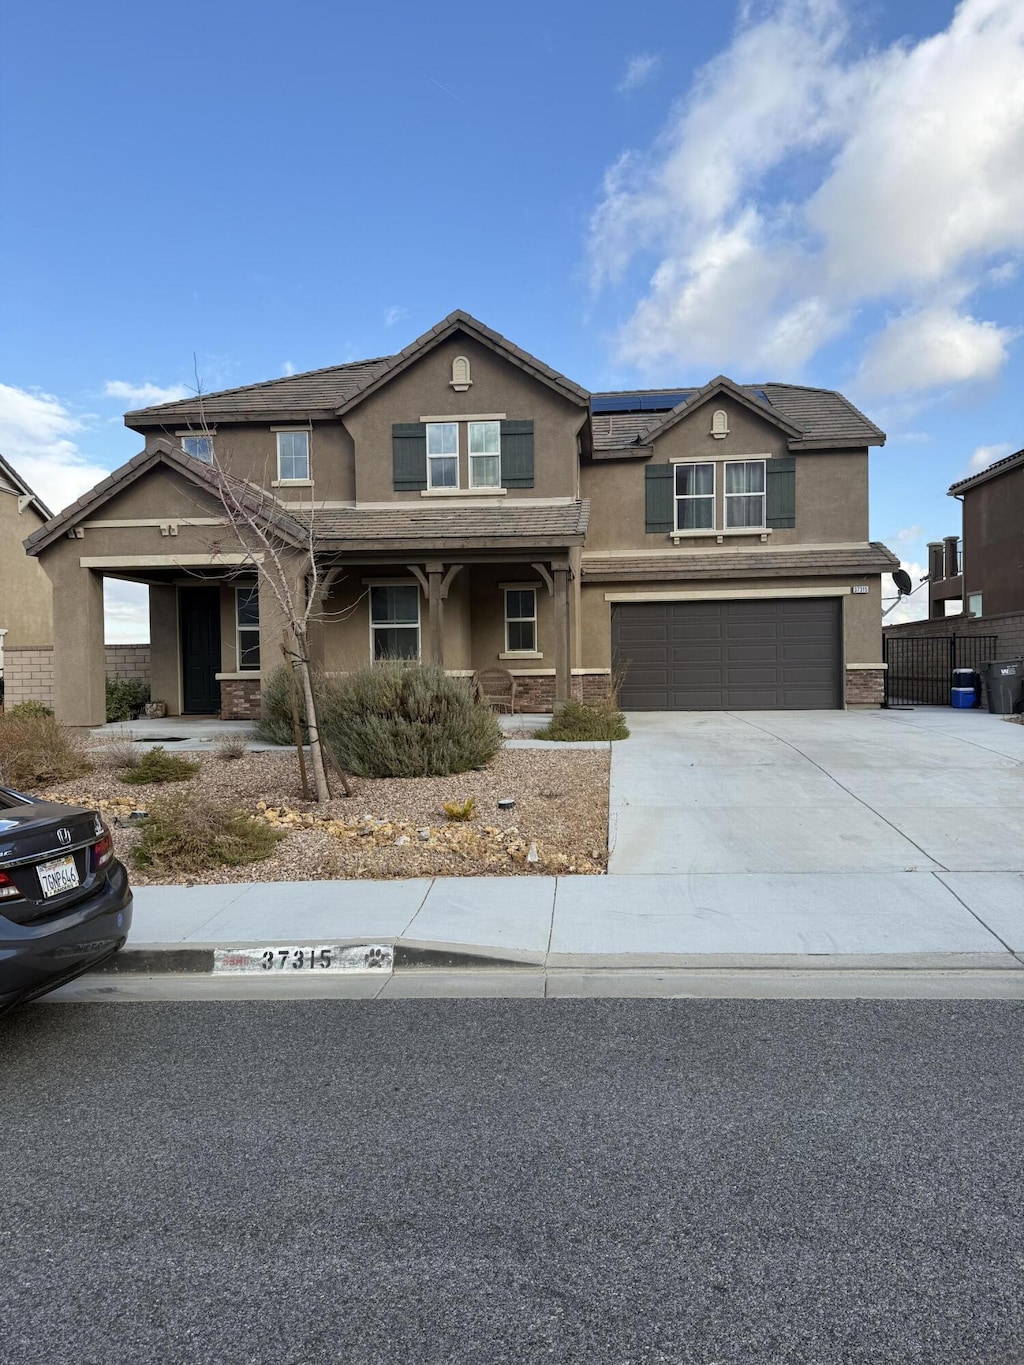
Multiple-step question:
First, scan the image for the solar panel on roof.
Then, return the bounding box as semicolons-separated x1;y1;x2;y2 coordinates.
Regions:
590;390;693;414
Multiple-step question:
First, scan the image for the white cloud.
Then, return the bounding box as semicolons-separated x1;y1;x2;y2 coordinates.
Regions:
893;525;925;547
383;306;409;328
618;54;660;93
0;383;110;514
857;306;1016;394
589;0;1024;384
988;261;1019;285
103;580;150;644
282;361;296;376
966;440;1014;473
103;380;190;407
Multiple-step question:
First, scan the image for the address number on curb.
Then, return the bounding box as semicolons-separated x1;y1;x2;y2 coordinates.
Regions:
213;944;394;974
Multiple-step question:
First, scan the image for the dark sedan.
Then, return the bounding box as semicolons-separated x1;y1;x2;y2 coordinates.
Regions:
0;787;132;1012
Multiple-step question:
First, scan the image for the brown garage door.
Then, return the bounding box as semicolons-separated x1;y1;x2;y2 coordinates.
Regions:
612;598;843;710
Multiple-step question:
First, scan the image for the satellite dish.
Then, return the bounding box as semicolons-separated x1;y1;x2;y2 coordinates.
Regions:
892;569;912;596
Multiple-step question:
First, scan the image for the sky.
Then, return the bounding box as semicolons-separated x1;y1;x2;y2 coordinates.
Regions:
1;0;1022;640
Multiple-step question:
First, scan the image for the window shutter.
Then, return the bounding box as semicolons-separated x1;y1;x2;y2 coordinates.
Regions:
392;423;427;491
500;420;534;488
766;456;796;528
645;464;674;533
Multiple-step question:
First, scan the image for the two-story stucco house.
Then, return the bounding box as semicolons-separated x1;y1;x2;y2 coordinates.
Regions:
1;453;53;686
24;311;896;727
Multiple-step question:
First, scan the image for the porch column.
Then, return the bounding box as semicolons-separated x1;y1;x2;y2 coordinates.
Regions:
51;564;107;728
425;561;445;668
552;561;572;706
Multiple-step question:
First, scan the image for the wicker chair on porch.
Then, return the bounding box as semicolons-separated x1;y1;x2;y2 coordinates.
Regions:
473;667;517;715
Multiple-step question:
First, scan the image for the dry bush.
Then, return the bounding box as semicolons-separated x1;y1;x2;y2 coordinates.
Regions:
216;735;249;761
0;713;92;790
132;792;284;874
443;797;477;822
102;728;142;770
121;746;200;785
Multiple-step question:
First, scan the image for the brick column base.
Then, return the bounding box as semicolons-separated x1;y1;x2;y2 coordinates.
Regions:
845;667;885;707
508;672;613;714
220;678;262;720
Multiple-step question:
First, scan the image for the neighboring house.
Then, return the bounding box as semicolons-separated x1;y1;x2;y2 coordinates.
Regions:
0;453;53;683
927;447;1024;620
23;311;895;727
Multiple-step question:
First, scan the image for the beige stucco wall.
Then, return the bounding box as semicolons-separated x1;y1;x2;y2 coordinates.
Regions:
582;394;869;553
343;334;587;503
0;492;53;649
579;574;883;672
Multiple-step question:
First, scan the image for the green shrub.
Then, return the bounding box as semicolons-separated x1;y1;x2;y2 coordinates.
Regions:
541;700;630;742
105;677;151;722
132;792;283;874
121;745;200;785
0;713;91;788
5;700;53;719
253;664;310;745
318;662;502;778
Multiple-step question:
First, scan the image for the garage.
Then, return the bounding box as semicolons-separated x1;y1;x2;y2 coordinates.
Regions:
611;597;843;710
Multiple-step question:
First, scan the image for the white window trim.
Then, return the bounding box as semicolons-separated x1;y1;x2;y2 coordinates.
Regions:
235;584;261;672
368;579;421;663
724;458;767;531
468;420;502;490
276;429;310;484
674;461;716;534
503;586;538;655
426;421;460;491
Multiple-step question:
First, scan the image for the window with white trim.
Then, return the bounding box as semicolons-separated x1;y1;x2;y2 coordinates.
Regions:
181;435;213;463
426;422;458;488
277;430;310;482
504;588;537;653
370;584;420;661
725;459;766;528
674;462;715;531
235;586;260;670
469;421;501;488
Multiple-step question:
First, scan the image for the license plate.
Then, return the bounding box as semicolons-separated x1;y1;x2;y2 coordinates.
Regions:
213;944;393;974
37;855;80;899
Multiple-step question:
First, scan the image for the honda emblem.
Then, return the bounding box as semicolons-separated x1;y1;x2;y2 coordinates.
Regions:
56;827;73;847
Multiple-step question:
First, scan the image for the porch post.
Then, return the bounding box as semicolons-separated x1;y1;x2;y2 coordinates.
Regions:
52;565;107;727
425;561;445;668
552;561;572;706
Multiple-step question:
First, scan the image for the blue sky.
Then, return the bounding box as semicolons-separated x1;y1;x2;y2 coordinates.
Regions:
1;0;1021;637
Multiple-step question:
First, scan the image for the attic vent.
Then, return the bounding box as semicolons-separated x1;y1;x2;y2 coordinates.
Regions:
450;356;472;392
711;409;729;439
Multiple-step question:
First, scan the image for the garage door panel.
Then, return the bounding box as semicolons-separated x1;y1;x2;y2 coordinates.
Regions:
613;598;842;710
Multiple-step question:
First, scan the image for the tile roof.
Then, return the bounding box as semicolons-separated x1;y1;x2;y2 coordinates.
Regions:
301;500;590;548
0;451;52;519
948;446;1024;495
581;542;899;582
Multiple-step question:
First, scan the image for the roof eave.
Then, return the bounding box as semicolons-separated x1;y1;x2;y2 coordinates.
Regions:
644;375;805;444
319;534;587;555
948;450;1024;496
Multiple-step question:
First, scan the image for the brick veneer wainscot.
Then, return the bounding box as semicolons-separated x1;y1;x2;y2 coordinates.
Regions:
509;672;614;714
219;678;263;720
845;668;885;707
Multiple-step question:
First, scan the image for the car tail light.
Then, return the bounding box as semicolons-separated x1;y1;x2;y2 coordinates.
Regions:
90;823;114;873
0;869;21;900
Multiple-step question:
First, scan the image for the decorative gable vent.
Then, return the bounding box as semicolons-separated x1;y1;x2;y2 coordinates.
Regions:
711;409;729;439
450;356;472;391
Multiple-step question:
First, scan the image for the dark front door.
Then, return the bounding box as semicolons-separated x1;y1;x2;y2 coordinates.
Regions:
612;598;843;710
180;588;222;714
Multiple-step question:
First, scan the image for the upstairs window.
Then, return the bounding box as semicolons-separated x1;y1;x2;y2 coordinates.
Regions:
469;421;501;488
674;462;715;531
504;588;537;653
426;422;458;488
370;584;420;660
277;430;310;482
181;435;213;463
235;586;261;670
725;460;766;528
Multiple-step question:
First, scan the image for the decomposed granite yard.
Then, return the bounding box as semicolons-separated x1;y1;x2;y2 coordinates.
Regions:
41;747;610;885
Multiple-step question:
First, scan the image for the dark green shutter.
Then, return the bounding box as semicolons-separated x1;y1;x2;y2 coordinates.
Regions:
392;423;427;491
766;456;796;528
500;420;534;488
645;464;674;533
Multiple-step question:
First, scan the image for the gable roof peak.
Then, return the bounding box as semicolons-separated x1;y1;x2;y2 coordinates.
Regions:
0;451;52;520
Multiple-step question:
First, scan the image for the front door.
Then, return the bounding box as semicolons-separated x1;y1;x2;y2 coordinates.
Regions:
180;588;222;714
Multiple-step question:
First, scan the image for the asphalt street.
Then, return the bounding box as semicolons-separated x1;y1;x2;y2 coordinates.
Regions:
2;1000;1023;1365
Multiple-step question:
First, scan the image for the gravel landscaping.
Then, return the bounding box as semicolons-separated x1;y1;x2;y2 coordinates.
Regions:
40;747;610;884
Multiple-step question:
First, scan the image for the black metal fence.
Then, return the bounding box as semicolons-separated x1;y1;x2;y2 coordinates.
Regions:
883;634;998;707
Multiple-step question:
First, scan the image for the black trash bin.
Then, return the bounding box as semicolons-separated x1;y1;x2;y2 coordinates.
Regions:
984;658;1024;714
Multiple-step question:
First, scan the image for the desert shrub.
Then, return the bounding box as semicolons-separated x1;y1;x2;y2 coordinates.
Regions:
443;797;477;822
216;734;248;761
0;713;91;788
102;728;142;770
319;662;502;778
541;700;630;742
5;700;53;719
132;792;283;874
105;677;151;722
253;664;314;745
120;745;200;785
